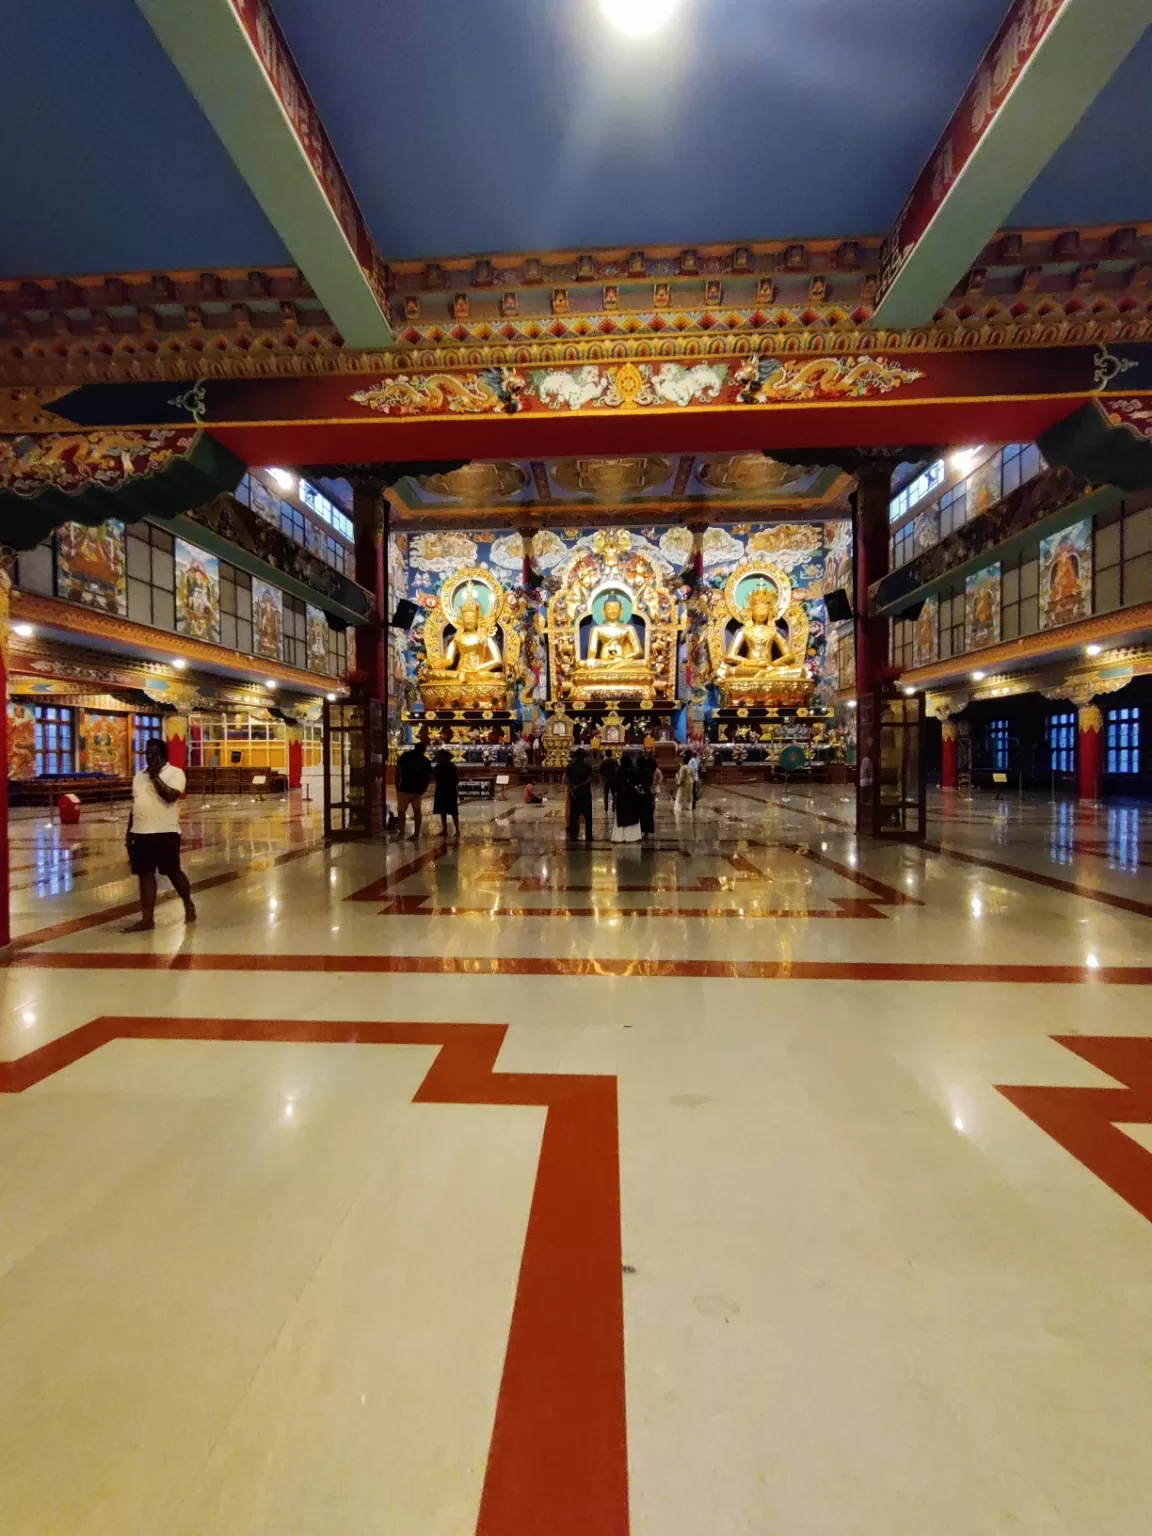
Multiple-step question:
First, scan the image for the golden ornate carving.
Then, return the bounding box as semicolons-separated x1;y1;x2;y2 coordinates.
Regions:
0;387;75;432
417;565;521;711
545;531;681;707
706;559;813;708
1078;704;1104;732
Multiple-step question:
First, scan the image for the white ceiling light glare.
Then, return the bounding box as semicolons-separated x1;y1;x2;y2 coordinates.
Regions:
13;622;34;638
599;0;678;37
949;446;983;476
267;467;296;492
1085;643;1102;656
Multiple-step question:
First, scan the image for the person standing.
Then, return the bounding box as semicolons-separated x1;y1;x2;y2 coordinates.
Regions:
125;737;196;932
688;747;701;808
636;751;658;839
395;739;432;839
599;749;619;814
611;753;643;845
675;752;695;813
565;746;595;845
432;748;460;840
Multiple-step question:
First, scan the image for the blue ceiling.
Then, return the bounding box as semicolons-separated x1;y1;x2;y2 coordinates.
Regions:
1;0;1150;281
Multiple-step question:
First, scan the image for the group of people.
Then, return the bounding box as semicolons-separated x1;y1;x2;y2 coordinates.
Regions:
391;738;702;844
564;747;699;846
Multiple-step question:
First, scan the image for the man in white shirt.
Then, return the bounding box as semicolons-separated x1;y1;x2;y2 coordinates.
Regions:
125;737;196;931
687;749;701;808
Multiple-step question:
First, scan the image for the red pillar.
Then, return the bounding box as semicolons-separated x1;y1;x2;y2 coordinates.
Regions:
164;713;188;773
853;460;893;699
1078;703;1103;801
287;725;303;789
941;721;958;791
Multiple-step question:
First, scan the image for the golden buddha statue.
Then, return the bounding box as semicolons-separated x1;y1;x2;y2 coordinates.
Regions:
586;597;643;668
725;585;786;672
418;569;520;711
708;560;814;709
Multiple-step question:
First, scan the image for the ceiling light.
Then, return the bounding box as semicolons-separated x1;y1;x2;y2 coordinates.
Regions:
13;622;34;638
172;658;187;670
326;691;337;702
846;699;857;709
903;686;916;696
264;679;277;690
1085;643;1102;657
949;446;983;475
971;671;986;682
599;0;678;36
267;467;295;492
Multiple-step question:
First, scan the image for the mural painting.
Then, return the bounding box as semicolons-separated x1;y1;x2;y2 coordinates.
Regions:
56;520;126;615
79;711;129;775
913;593;939;667
252;578;283;661
965;564;1001;651
7;701;36;779
306;605;329;673
175;539;221;644
967;456;1002;517
1039;518;1092;629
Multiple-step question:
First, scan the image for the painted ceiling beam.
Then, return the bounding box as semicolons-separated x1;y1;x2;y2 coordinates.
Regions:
137;0;392;348
872;0;1151;331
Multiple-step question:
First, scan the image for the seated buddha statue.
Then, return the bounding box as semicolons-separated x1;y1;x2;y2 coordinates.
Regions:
725;586;787;673
426;594;502;678
586;597;642;668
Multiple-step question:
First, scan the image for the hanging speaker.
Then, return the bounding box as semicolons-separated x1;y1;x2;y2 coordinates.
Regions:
824;588;853;622
390;598;419;629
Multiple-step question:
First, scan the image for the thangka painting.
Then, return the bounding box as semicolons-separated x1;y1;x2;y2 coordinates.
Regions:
1039;519;1092;629
79;711;129;775
913;593;938;667
967;456;1003;517
175;539;221;643
7;701;36;779
306;605;329;673
56;520;126;615
252;577;283;660
965;564;1001;651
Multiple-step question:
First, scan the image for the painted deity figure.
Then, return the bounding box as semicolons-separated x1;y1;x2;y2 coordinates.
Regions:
430;593;502;676
725;586;787;673
586;597;643;668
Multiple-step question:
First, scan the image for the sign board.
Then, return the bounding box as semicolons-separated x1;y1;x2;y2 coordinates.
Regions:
992;772;1008;783
495;774;510;785
459;777;496;801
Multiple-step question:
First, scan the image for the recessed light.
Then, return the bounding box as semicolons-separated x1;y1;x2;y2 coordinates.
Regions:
326;691;337;702
846;699;857;710
971;671;986;682
13;622;34;638
264;679;277;690
267;467;295;492
1085;643;1102;657
172;658;187;670
599;0;678;36
903;686;916;696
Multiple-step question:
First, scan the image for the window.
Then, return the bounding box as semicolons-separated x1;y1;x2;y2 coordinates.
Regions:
1001;441;1044;496
890;520;916;568
34;705;75;776
219;564;253;654
1095;501;1152;613
237;472;356;577
889;460;945;523
133;714;163;771
938;583;966;660
891;618;914;669
938;481;969;539
300;479;355;542
1106;707;1141;775
188;711;287;771
988;719;1010;771
283;594;308;671
328;625;348;679
1000;546;1039;641
1048;712;1076;774
14;538;54;597
126;523;176;631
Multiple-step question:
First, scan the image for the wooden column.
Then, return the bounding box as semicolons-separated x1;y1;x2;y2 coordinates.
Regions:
853;460;894;700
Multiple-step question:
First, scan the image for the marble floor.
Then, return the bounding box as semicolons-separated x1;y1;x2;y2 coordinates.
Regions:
1;783;1151;1534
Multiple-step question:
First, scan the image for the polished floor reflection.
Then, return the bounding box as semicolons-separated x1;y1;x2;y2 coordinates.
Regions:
1;785;1151;1534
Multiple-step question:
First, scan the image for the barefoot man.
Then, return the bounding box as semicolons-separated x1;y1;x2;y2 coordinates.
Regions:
125;737;197;932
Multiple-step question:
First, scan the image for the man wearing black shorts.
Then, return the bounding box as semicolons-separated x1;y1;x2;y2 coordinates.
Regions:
125;737;197;932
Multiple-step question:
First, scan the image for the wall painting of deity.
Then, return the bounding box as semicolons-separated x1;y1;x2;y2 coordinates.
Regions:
252;578;283;660
56;520;126;615
1039;518;1092;629
175;539;221;644
837;634;856;693
7;701;36;779
965;564;1001;651
306;605;329;673
967;455;1003;517
79;711;129;775
913;593;938;667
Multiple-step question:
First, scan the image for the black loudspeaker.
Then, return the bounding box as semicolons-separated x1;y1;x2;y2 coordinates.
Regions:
898;596;927;621
824;588;853;622
390;598;419;629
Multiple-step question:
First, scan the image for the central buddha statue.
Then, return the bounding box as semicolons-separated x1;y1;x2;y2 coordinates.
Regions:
586;597;643;668
725;586;787;672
